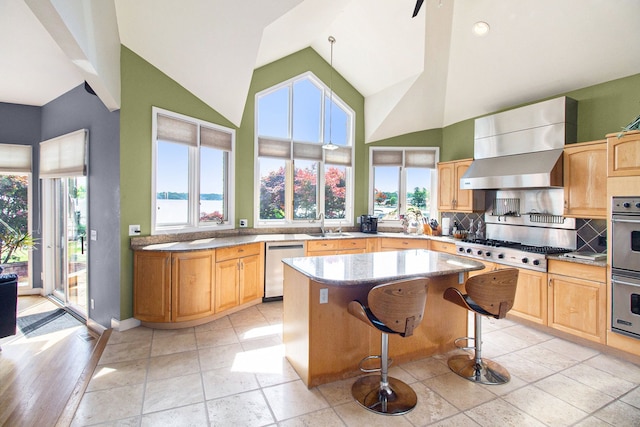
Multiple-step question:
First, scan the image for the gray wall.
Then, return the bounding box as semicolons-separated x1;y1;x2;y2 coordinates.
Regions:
40;84;121;327
0;102;43;288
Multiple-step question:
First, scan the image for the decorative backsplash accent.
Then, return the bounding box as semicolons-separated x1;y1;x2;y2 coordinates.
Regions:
441;213;485;237
442;213;607;254
576;219;607;253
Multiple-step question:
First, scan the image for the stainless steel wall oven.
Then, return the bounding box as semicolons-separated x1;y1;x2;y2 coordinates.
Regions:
611;196;640;338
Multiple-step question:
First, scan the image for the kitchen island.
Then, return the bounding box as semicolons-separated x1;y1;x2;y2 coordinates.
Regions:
282;249;484;387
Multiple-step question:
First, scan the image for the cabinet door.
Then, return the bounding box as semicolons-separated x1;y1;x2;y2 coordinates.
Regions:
510;269;548;325
239;254;263;304
215;258;240;313
437;162;455;211
379;237;429;251
548;274;606;343
608;131;640;176
172;250;215;322
564;141;607;218
431;240;457;254
453;160;473;211
133;251;171;323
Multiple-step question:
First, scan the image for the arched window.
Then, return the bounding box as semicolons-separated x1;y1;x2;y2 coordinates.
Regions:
255;72;354;227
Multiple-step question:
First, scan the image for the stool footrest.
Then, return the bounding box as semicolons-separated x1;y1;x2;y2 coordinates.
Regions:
453;336;476;351
358;355;393;373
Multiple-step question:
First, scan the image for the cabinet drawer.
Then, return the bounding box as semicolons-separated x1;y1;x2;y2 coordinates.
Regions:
307;238;366;252
216;242;261;262
548;259;606;283
380;237;429;250
431;241;456;254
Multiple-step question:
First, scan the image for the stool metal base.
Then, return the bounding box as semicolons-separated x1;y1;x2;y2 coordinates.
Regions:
351;375;417;415
448;354;510;385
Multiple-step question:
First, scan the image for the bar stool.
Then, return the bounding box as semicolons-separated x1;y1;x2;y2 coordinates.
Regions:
443;268;518;384
348;277;428;415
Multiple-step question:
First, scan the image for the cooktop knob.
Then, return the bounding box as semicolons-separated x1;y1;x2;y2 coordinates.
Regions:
466;248;472;254
636;202;640;208
458;247;465;253
533;259;540;265
498;253;504;259
522;257;529;264
624;202;631;208
477;250;483;256
485;251;491;257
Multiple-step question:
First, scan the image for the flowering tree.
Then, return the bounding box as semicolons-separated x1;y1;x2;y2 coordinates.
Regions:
260;166;286;219
0;175;34;264
325;167;345;218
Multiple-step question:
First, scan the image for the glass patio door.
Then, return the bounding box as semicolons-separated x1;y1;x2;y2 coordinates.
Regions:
49;177;88;316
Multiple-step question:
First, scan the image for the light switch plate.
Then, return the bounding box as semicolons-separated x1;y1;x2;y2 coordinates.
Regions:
90;229;97;241
319;288;328;304
128;224;141;236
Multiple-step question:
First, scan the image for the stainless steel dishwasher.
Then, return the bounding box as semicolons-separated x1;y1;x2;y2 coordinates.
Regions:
264;241;305;301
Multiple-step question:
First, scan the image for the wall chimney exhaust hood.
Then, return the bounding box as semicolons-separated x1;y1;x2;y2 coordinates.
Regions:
460;97;577;190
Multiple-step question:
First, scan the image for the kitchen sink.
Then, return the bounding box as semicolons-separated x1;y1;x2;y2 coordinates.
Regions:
306;232;353;238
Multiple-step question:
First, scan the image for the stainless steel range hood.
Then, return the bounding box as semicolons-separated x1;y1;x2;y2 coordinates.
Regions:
460;97;577;190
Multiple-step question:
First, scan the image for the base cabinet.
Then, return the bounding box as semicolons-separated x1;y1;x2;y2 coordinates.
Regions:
378;237;430;251
215;243;264;313
509;268;548;325
133;249;215;323
548;260;606;343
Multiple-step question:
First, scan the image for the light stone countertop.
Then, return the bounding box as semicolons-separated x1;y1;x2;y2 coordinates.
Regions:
282;249;485;286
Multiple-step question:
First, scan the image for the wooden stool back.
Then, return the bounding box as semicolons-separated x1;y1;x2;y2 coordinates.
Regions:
465;268;519;318
368;278;428;336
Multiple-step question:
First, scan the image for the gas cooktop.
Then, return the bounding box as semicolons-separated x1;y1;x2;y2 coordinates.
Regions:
456;239;572;272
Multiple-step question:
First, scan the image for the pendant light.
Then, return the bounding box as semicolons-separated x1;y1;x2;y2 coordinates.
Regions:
322;36;339;151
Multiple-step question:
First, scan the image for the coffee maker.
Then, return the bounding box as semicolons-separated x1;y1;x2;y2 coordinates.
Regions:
360;215;378;234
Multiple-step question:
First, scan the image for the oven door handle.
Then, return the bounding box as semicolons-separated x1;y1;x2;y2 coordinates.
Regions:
613;277;640;287
611;218;640;224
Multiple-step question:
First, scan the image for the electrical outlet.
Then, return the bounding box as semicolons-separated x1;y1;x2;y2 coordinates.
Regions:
90;229;97;241
128;224;141;236
239;219;248;227
319;288;328;304
91;299;95;310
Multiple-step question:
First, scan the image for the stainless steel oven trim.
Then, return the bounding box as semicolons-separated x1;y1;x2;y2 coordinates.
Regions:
612;273;640;338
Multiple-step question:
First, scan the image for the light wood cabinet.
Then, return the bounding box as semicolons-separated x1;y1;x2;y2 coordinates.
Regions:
215;243;264;314
548;260;606;343
438;159;485;212
608;130;640;176
564;140;607;219
134;251;172;323
133;249;215;323
305;238;367;256
172;250;215;322
430;240;457;255
509;268;548;325
378;237;430;251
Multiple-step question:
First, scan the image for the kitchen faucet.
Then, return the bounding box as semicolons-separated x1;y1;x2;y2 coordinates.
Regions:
310;212;325;234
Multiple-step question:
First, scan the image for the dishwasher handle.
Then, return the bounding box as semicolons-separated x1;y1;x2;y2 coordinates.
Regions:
267;244;305;251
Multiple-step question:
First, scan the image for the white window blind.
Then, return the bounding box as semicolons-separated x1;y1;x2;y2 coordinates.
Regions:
405;149;436;168
371;150;403;166
0;143;32;173
293;142;323;161
39;129;87;178
201;126;232;151
325;146;352;166
157;114;197;146
257;137;292;159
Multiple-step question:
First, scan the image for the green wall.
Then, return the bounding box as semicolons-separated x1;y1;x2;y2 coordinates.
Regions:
119;41;640;320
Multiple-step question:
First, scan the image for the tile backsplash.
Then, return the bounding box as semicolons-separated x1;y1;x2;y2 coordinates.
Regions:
441;213;607;253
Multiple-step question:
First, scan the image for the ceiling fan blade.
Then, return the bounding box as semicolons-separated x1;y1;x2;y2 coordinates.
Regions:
412;0;424;17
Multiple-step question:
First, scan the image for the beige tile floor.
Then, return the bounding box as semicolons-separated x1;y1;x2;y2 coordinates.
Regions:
72;301;640;426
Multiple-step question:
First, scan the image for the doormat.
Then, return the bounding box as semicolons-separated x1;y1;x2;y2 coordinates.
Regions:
17;308;83;337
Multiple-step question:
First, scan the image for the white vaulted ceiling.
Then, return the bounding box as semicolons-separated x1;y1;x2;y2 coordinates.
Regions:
1;0;639;142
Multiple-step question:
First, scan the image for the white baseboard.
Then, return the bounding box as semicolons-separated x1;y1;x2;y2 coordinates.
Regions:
17;288;43;296
111;317;141;332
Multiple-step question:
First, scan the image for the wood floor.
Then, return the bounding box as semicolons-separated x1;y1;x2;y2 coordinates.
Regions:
0;296;108;426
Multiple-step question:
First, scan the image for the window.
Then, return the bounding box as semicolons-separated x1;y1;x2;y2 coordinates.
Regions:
152;107;234;234
0;143;33;287
255;72;354;227
369;147;438;224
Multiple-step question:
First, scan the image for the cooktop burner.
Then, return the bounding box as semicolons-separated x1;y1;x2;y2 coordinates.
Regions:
520;245;573;255
460;238;521;248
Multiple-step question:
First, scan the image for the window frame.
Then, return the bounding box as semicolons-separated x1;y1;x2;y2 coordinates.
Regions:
254;72;355;229
368;146;439;227
151;107;235;235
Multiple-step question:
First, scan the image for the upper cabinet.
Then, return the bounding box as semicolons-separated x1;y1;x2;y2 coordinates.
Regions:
438;159;485;212
563;140;607;219
608;130;640;177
